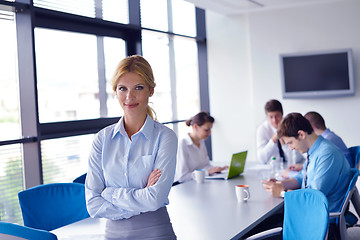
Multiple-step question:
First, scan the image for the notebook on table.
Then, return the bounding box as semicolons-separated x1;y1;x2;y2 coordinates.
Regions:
205;150;248;180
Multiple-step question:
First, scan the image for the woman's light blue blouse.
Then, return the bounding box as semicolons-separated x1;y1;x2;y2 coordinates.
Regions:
85;115;178;220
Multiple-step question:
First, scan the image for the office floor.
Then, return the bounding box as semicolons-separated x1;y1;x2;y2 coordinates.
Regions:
348;204;360;240
348;228;360;240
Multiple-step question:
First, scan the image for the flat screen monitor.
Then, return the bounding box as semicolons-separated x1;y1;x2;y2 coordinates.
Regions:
280;49;354;98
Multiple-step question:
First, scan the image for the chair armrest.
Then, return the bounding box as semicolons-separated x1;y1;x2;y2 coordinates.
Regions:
245;227;282;240
329;212;341;218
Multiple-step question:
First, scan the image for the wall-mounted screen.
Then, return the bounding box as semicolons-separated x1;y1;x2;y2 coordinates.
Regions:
280;49;354;98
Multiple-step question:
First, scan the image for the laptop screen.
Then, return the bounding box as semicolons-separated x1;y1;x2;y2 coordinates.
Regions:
227;151;248;179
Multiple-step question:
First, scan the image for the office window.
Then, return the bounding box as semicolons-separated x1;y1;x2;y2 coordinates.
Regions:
33;0;96;18
0;9;14;20
140;0;168;32
102;0;129;24
33;0;129;24
103;36;126;117
42;134;94;184
35;28;99;123
174;36;200;120
0;15;20;141
140;0;196;37
0;144;23;224
5;0;207;191
141;34;200;124
172;0;196;37
0;14;23;224
142;30;172;122
140;0;200;125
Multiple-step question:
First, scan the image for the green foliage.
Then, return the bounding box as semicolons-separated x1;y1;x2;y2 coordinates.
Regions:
0;155;24;224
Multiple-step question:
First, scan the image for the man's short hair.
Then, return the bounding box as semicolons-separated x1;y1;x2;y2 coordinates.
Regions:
304;111;326;131
277;112;313;138
264;99;283;114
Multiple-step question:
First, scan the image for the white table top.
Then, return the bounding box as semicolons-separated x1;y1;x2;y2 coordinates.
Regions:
51;217;106;240
167;171;283;240
52;168;283;240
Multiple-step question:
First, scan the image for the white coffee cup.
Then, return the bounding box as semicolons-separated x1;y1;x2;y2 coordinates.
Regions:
193;169;205;183
235;184;250;202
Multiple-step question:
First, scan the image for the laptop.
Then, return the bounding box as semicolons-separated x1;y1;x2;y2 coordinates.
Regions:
205;150;248;180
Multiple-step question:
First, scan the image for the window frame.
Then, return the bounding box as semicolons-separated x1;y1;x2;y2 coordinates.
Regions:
0;0;209;188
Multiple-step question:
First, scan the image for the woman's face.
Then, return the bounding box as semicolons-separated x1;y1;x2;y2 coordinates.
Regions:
115;72;153;119
194;122;213;140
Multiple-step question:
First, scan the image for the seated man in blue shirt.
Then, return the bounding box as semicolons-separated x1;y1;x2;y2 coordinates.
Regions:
304;111;352;166
262;112;351;239
283;111;352;177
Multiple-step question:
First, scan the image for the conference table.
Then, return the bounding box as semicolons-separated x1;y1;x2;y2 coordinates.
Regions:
52;166;283;240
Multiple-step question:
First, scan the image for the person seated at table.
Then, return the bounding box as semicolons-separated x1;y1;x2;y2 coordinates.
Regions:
262;112;351;239
284;111;352;175
174;111;228;183
305;111;352;165
85;55;177;239
256;99;304;165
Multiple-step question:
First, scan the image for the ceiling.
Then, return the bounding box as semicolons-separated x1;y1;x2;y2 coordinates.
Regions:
184;0;346;15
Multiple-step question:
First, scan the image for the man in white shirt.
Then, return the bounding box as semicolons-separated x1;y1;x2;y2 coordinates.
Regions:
256;99;304;165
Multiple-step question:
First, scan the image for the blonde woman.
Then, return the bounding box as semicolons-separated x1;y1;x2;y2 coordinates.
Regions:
85;55;177;239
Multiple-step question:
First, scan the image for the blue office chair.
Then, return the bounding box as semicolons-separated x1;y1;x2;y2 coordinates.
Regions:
330;168;359;240
73;173;87;184
246;189;329;240
349;146;360;169
0;221;57;240
18;183;90;231
348;146;360;222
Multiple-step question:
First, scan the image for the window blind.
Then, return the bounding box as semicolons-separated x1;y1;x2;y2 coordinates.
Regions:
33;0;129;24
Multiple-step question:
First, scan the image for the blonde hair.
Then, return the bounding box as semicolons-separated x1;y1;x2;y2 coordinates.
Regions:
111;55;157;120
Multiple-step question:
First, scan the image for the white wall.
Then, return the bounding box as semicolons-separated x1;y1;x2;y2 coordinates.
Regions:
206;12;255;163
206;0;360;164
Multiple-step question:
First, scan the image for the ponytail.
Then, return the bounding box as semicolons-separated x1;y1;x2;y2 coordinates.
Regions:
147;105;157;121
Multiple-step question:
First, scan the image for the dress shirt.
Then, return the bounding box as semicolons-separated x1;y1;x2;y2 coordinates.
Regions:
321;128;352;166
174;133;212;183
294;135;350;212
256;120;305;164
85;115;178;220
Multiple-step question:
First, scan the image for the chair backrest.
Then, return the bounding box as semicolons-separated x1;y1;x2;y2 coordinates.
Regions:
72;173;87;184
327;168;359;240
18;183;90;231
349;146;360;169
283;189;329;240
335;168;359;219
0;221;58;240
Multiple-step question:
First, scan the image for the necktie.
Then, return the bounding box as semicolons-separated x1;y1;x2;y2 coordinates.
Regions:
302;154;310;188
277;139;286;162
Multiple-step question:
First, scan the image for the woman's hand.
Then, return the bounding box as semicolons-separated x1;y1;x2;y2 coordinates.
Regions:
146;168;162;188
208;165;229;175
